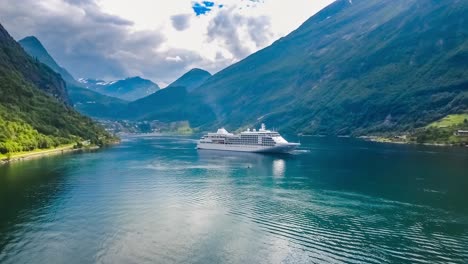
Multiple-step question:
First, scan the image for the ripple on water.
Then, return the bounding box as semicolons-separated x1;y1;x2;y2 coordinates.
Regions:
1;135;467;264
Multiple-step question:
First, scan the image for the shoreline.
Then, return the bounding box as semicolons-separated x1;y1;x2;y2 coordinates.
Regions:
298;134;466;147
118;132;194;137
0;145;100;165
359;136;466;147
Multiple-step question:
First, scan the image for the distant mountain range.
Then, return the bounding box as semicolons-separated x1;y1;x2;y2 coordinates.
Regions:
17;34;213;122
0;23;113;154
19;36;161;103
78;76;160;101
67;86;128;120
18;36;127;119
116;69;213;124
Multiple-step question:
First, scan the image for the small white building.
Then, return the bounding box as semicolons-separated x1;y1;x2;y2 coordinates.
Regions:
454;130;468;136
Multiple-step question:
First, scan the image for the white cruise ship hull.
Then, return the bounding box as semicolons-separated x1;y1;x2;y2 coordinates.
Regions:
197;143;299;153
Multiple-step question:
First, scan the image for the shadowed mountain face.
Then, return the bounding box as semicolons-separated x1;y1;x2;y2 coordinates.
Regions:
191;0;468;134
79;77;160;101
112;69;214;125
0;23;113;152
19;36;77;86
123;86;216;127
17;36;209;122
19;37;158;103
67;86;128;120
18;36;128;119
166;68;212;91
0;27;69;104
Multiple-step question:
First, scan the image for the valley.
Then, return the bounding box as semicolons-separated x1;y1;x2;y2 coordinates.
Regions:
1;1;468;263
2;0;467;159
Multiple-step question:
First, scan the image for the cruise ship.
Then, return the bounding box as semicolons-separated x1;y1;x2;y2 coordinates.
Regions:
197;124;300;153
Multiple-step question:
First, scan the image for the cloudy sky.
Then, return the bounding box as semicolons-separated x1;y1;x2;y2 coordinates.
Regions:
0;0;333;86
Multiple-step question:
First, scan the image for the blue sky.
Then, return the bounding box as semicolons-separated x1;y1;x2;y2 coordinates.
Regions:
192;1;218;16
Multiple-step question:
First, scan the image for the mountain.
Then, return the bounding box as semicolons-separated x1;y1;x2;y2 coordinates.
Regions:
115;69;214;127
0;30;69;104
166;68;211;91
19;36;77;85
124;86;215;127
79;76;160;101
18;36;128;119
67;86;128;119
191;0;468;135
0;23;113;154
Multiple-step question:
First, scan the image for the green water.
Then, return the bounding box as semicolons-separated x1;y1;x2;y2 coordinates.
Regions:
0;136;467;263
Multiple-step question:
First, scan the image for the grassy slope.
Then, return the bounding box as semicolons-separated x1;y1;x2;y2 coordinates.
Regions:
413;113;468;145
427;114;468;128
369;113;468;145
193;0;468;135
0;143;74;161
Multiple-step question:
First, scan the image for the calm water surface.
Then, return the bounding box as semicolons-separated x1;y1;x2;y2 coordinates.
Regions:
0;136;467;263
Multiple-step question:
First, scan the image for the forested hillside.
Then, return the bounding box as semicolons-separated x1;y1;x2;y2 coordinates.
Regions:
18;36;129;119
124;86;216;127
0;23;114;154
192;0;468;135
166;68;211;91
19;36;78;86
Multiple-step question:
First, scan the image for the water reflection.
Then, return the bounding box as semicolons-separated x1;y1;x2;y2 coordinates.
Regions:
196;149;291;178
273;159;285;177
197;149;273;167
1;136;467;264
0;156;71;257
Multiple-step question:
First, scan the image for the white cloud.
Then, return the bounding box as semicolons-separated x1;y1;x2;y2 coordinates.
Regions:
0;0;334;85
165;56;183;62
98;0;334;63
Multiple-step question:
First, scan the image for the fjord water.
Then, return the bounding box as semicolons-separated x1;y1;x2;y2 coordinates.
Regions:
0;136;467;263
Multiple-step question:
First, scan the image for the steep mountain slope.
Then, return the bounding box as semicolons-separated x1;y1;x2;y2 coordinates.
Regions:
166;68;211;91
107;69;214;126
68;86;128;119
19;36;77;85
79;76;160;101
18;36;128;119
124;86;216;127
194;0;468;135
0;27;69;104
0;23;113;154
